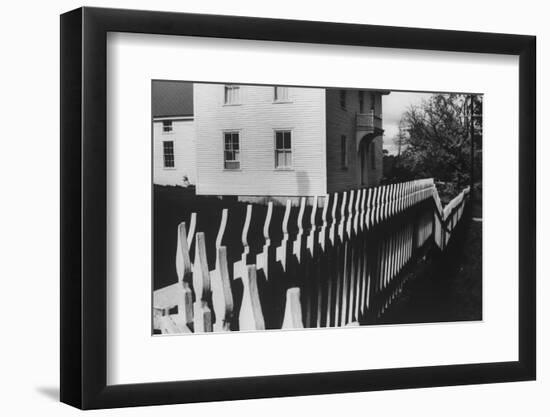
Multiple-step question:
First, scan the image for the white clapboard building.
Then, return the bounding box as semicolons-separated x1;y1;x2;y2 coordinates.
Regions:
154;81;388;197
152;81;196;187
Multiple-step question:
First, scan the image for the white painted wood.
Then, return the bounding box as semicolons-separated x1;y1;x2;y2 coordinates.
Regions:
233;204;253;281
319;194;330;250
282;287;304;329
276;200;292;271
212;246;234;332
307;196;318;256
173;222;194;325
329;192;338;246
256;201;273;274
338;191;347;242
187;213;196;249
293;197;306;261
192;232;213;333
239;265;266;331
156;177;473;334
215;209;228;249
156;314;192;334
195;84;327;196
153;119;197;187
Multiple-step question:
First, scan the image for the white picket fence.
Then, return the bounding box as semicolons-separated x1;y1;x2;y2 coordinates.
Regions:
153;178;470;334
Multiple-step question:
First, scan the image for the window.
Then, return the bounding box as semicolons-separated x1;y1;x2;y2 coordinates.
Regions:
340;135;348;169
223;132;240;169
163;141;175;168
274;86;289;102
162;120;173;133
359;91;364;113
224;85;240;104
370;141;376;169
339;90;347;109
275;130;292;169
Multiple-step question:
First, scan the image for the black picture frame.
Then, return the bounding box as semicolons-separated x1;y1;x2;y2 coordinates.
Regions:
60;6;536;410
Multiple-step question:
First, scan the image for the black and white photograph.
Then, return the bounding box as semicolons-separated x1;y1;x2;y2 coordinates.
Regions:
0;0;542;413
152;81;483;334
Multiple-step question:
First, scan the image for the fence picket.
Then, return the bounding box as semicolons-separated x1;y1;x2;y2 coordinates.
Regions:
283;287;304;329
192;232;213;333
276;200;292;272
212;246;233;332
173;221;194;326
239;265;266;331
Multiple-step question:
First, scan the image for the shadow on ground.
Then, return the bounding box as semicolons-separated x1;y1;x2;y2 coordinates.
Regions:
378;204;482;325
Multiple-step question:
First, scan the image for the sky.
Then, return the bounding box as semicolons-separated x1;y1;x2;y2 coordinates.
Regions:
382;91;434;155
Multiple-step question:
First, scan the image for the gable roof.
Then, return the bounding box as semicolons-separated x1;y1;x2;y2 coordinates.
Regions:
152;81;194;118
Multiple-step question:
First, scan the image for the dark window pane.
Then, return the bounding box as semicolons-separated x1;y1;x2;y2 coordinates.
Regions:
276;132;283;149
284;132;291;149
163;140;174;168
275;132;292;168
163;141;173;152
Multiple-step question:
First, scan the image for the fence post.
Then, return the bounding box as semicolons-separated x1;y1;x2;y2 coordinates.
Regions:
239;265;266;331
174;221;195;327
232;204;253;281
305;196;319;327
360;188;370;317
212;246;233;332
282;287;304;329
276;200;292;272
326;192;339;327
316;194;330;327
212;209;234;332
336;191;347;326
256;202;273;279
192;232;213;333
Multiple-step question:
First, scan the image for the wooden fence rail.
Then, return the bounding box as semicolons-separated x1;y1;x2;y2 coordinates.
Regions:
153;179;470;334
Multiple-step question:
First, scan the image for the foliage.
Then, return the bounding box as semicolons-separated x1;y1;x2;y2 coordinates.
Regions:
385;93;482;197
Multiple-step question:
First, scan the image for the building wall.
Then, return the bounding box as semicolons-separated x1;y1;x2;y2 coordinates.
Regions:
325;89;384;193
368;135;384;185
194;84;327;196
153;119;196;186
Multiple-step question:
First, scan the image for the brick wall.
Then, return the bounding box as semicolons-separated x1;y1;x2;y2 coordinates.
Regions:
325;89;384;193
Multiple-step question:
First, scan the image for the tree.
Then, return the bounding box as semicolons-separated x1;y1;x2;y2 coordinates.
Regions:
393;93;482;196
393;119;409;158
